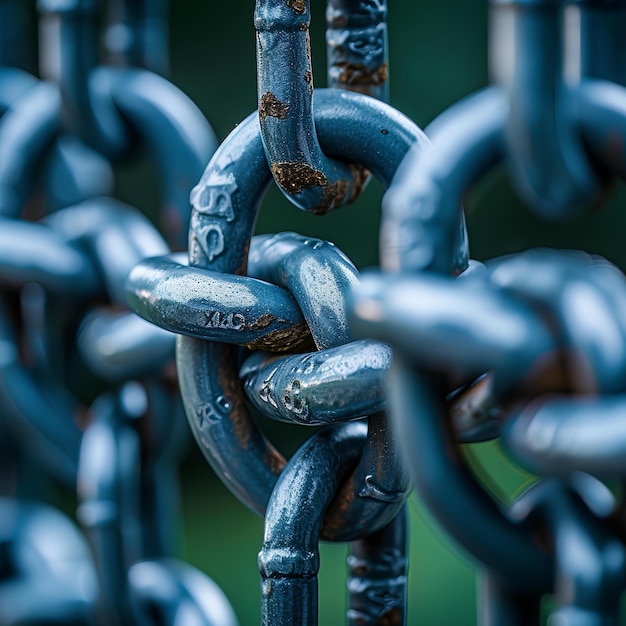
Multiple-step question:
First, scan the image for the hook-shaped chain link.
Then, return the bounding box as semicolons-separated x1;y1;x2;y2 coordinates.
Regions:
254;0;390;214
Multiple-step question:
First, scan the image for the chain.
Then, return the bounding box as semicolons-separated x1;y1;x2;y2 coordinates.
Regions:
129;91;428;624
104;0;169;75
326;0;388;100
0;3;237;624
126;1;483;624
2;0;626;624
37;0;217;249
493;0;601;215
255;0;364;214
349;1;626;624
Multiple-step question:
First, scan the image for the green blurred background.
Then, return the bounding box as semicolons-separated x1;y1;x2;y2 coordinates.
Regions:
14;0;626;623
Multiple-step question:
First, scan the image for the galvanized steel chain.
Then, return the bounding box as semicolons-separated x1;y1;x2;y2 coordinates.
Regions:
349;1;626;624
0;3;237;624
127;1;467;623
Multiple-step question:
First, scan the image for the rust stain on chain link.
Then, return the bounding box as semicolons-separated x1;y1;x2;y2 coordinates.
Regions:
286;0;305;15
264;449;286;477
378;607;402;626
271;162;327;192
247;313;279;331
217;346;254;450
336;62;388;88
320;180;351;214
321;473;358;539
270;160;366;215
348;163;369;203
259;92;289;123
244;321;313;352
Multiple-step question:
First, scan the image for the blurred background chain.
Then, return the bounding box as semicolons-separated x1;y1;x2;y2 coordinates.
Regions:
349;1;626;624
0;0;238;623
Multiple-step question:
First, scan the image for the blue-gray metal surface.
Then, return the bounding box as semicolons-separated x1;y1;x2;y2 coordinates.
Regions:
254;0;390;214
259;422;407;625
347;2;626;623
241;339;390;425
129;86;451;624
104;0;169;75
492;0;601;215
127;253;312;350
0;193;239;623
32;0;217;248
0;499;96;625
135;88;432;518
326;0;388;101
0;4;237;623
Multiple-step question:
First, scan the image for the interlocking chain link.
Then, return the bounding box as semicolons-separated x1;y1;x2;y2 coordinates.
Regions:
129;88;432;624
37;0;217;248
0;3;236;624
255;0;369;213
127;1;468;623
349;1;626;624
326;0;388;100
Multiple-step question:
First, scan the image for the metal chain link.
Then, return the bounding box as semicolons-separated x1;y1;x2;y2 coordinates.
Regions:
349;2;626;624
36;0;217;248
127;2;458;623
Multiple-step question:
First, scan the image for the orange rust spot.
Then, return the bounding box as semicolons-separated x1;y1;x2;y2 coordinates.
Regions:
272;162;328;194
216;347;286;478
286;0;305;14
272;161;364;214
245;321;313;352
378;607;403;626
217;346;253;449
259;92;289;123
349;163;369;204
264;449;286;476
317;178;351;215
304;70;313;96
335;61;388;87
247;313;277;332
320;471;360;541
